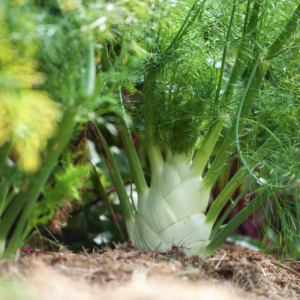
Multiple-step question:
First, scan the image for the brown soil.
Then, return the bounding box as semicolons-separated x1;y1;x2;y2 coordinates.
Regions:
1;242;300;300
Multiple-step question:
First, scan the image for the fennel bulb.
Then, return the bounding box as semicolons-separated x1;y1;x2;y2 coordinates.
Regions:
127;152;212;256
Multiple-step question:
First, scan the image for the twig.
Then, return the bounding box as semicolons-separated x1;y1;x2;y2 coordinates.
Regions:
254;257;300;278
44;226;62;246
154;241;163;252
255;260;266;276
262;240;272;254
215;252;227;269
82;246;91;260
90;162;126;243
43;226;69;252
268;260;300;278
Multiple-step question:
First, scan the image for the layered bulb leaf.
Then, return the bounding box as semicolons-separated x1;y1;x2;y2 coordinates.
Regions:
127;152;213;256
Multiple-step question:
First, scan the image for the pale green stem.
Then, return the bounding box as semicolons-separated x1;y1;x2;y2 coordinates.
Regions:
209;183;252;239
203;190;267;257
0;186;8;257
89;122;134;223
189;121;223;178
164;1;207;53
143;67;164;176
2;189;17;213
100;40;112;72
205;3;300;186
0;142;11;173
117;91;148;196
0;186;8;218
214;0;237;105
206;62;261;184
234;64;286;188
264;3;300;61
85;38;96;97
164;4;197;52
0;240;4;258
223;0;261;103
91;162;126;242
205;167;248;226
206;117;291;228
101;40;148;196
148;143;164;177
214;0;261;151
242;0;251;35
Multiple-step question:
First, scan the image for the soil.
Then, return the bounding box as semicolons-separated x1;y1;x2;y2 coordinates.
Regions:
1;242;300;300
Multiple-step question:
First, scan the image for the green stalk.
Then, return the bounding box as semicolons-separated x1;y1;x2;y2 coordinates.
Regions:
0;142;11;173
101;40;113;72
0;239;4;258
212;0;261;155
0;189;17;256
147;143;164;176
164;1;206;53
223;0;261;103
203;190;268;256
189;120;223;178
175;0;206;44
164;4;197;52
85;38;96;97
242;0;251;35
91;162;126;242
0;126;9;256
2;189;17;213
205;4;300;186
207;66;261;185
205;167;248;225
234;64;286;187
89;122;134;223
116;91;148;195
143;67;164;175
209;183;252;239
264;3;300;62
0;186;8;257
102;36;148;195
0;186;8;218
206;121;284;226
214;0;237;105
101;40;147;195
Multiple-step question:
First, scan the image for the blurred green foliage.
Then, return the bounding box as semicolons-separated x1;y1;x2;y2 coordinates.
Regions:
0;0;170;259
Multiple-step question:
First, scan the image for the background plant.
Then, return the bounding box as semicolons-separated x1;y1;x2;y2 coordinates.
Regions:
0;0;167;259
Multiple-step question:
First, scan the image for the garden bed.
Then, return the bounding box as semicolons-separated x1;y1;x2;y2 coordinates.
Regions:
1;242;300;300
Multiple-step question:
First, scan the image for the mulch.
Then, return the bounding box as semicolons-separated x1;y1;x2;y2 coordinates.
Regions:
1;242;300;300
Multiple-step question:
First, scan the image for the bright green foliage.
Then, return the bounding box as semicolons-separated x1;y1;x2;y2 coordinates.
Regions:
0;0;165;259
139;50;217;153
24;157;90;236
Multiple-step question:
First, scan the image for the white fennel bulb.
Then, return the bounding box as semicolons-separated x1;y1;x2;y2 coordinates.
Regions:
127;152;213;256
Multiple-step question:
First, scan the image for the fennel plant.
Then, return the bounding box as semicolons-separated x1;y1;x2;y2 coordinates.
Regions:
95;0;300;256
